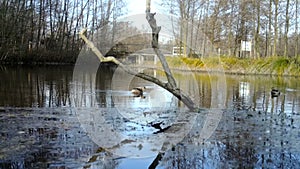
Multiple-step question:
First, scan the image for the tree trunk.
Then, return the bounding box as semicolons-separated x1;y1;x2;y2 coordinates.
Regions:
296;0;299;58
267;0;272;57
254;0;260;59
284;0;289;57
273;0;279;56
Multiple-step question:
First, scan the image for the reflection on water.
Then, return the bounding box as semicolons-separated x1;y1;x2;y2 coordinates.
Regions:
0;65;300;168
0;65;73;107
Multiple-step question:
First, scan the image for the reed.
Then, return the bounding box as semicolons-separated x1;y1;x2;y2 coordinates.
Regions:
165;56;300;76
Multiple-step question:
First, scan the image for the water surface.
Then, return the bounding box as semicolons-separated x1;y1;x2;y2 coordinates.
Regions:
0;65;300;168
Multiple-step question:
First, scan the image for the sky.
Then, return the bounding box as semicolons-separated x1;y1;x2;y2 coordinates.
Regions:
127;0;161;15
123;0;178;45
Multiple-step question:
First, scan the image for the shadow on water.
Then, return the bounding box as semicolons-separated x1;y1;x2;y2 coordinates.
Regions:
0;65;300;168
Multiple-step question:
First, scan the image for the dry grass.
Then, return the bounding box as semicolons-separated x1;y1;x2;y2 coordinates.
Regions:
164;56;300;76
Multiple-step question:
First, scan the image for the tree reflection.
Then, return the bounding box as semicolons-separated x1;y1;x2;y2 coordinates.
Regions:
95;64;117;107
0;65;73;107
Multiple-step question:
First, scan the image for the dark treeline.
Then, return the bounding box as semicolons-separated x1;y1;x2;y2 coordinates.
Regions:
3;0;300;64
0;0;126;64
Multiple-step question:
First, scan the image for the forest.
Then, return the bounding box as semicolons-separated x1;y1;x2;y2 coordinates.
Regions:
1;0;300;64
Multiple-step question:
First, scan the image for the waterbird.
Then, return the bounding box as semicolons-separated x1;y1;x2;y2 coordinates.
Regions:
131;86;146;97
150;121;163;130
271;88;280;98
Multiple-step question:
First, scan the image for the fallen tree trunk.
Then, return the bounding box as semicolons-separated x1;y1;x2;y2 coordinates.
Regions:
79;29;195;110
78;2;196;110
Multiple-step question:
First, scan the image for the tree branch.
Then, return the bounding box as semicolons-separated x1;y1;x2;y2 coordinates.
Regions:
79;29;196;110
145;4;177;89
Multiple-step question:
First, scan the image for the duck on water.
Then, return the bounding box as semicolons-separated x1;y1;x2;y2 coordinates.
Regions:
131;86;146;98
271;87;280;98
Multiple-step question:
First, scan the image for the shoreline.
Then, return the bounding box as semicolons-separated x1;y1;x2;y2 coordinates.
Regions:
129;64;300;78
1;60;300;78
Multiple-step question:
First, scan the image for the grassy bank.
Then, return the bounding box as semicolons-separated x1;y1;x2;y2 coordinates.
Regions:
2;52;300;77
162;56;300;76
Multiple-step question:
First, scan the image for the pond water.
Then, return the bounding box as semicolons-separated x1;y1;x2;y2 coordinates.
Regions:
0;65;300;168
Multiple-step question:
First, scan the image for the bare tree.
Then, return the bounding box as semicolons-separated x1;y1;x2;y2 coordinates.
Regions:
254;0;261;58
265;0;273;57
273;0;279;56
3;0;300;62
284;0;290;57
